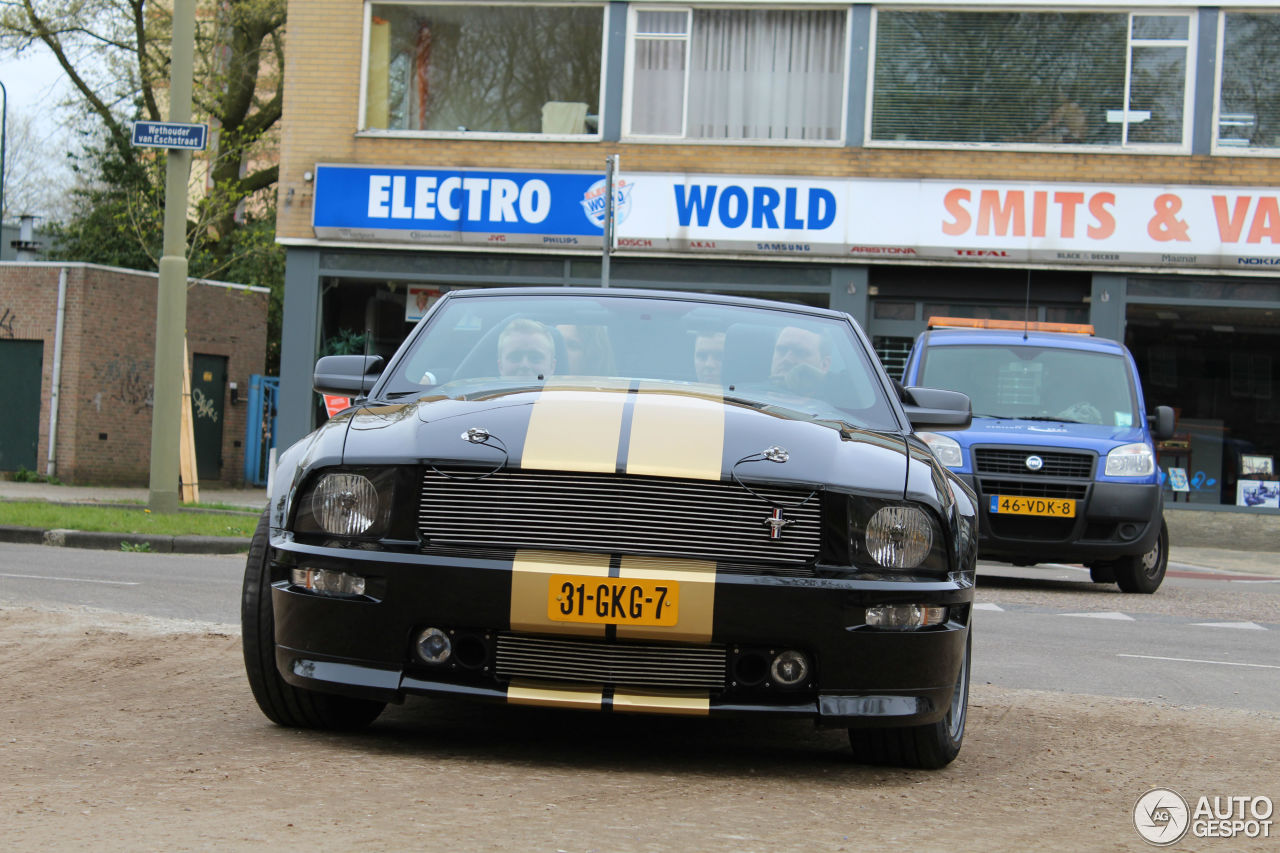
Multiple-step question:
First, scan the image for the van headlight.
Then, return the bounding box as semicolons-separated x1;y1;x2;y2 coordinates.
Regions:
293;468;396;538
1104;443;1155;477
917;432;963;468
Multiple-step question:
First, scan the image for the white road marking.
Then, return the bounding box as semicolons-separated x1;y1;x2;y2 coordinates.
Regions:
1192;621;1267;630
973;602;1005;612
1059;611;1135;621
0;572;139;586
1118;654;1280;670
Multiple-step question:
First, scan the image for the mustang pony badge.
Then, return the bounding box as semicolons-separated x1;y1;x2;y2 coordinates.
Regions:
763;507;795;539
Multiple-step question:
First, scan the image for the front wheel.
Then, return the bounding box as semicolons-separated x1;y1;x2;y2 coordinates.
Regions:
1112;519;1168;594
848;629;970;769
241;511;386;729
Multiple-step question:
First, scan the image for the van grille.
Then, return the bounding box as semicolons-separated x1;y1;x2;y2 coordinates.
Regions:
974;448;1094;479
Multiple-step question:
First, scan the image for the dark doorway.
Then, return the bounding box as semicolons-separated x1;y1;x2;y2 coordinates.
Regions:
0;340;44;471
191;353;227;481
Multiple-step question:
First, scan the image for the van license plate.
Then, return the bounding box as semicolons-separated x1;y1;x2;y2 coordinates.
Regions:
988;496;1076;517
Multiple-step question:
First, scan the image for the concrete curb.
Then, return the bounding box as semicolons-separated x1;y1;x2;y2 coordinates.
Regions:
0;525;249;554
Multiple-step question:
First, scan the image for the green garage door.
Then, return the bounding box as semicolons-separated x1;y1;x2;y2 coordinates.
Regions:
0;340;44;472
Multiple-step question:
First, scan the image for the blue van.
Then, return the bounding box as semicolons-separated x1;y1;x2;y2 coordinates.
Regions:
900;318;1175;593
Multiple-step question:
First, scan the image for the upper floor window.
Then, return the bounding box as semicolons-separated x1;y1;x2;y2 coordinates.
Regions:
870;10;1193;150
625;6;847;142
363;3;604;135
1216;12;1280;153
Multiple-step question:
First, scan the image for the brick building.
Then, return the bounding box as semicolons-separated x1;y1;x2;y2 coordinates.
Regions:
0;263;269;485
275;0;1280;510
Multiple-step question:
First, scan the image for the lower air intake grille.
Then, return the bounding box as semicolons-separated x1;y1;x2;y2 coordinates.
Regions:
495;634;726;689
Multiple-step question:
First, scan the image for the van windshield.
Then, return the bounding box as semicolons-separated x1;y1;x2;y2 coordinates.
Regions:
919;344;1140;427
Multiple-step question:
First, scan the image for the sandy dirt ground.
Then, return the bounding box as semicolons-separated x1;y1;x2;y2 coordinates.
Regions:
1;604;1276;853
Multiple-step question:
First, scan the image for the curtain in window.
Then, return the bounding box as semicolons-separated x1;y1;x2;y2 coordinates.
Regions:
630;9;846;140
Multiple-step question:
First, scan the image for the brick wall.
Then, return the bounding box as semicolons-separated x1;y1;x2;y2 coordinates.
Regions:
0;263;268;486
276;0;1280;241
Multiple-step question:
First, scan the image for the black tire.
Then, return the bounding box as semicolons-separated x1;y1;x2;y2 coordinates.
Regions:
1112;519;1169;594
241;511;385;729
848;628;970;770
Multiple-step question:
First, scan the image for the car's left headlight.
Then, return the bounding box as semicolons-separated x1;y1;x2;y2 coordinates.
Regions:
917;432;963;468
293;468;396;538
1104;442;1156;477
850;499;949;573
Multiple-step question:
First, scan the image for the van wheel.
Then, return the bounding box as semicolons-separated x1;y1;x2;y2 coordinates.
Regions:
241;511;386;729
1112;519;1168;594
848;629;970;769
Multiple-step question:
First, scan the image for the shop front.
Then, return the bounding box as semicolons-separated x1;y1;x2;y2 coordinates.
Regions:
278;166;1280;510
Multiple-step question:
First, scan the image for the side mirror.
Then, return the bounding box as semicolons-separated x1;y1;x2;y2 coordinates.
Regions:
313;355;385;395
1150;405;1175;441
901;386;972;431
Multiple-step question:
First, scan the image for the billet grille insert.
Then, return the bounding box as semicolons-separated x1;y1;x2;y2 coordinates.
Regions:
974;448;1094;479
419;469;822;566
495;634;726;689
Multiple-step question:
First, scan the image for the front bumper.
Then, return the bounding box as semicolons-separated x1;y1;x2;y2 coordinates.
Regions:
268;535;973;729
961;474;1163;563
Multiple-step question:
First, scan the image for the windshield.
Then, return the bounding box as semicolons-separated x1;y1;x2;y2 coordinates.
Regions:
919;343;1139;427
380;293;900;430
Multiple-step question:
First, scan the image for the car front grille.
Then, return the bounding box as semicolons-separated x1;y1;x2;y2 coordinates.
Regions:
494;633;726;689
418;469;822;567
974;448;1094;479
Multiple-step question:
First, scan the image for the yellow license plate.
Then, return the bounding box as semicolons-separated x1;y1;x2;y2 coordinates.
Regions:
547;574;679;626
989;495;1076;517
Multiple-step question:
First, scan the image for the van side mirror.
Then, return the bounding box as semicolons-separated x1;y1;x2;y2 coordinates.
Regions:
314;355;385;395
1150;405;1175;441
901;386;972;431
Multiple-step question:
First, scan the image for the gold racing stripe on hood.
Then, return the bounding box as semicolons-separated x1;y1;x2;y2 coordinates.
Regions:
625;386;724;481
521;390;626;473
510;550;610;638
507;679;603;710
615;555;717;644
612;688;711;716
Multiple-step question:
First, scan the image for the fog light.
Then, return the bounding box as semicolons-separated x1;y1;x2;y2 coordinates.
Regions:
290;568;366;596
414;628;452;665
865;604;947;630
769;650;810;686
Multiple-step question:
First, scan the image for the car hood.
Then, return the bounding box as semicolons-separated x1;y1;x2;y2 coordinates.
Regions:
956;417;1149;454
333;386;912;499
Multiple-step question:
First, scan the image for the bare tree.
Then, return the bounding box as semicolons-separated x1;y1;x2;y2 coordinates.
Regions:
0;0;285;273
2;105;75;222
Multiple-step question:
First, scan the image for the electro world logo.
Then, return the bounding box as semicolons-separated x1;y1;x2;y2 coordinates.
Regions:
581;178;633;229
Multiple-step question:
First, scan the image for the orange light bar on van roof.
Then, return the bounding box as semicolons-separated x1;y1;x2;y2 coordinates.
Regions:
926;316;1095;335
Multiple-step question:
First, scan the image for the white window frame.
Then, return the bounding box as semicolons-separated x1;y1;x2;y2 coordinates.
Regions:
621;4;851;146
355;0;610;141
1211;9;1280;157
864;6;1197;155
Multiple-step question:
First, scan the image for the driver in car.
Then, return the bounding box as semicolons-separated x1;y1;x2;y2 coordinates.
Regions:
771;326;831;393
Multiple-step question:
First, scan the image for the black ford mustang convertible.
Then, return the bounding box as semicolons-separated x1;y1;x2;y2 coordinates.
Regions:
242;287;977;768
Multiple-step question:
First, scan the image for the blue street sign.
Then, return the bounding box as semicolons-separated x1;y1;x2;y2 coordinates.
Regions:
131;121;208;151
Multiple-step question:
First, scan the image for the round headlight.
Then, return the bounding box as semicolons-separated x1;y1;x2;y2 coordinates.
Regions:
865;505;933;569
311;472;380;536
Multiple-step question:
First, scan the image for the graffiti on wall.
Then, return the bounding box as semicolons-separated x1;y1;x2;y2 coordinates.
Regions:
0;307;16;338
94;358;153;414
192;388;219;422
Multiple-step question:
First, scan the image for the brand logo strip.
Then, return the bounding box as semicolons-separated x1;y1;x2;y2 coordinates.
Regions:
510;550;610;638
616;555;716;644
506;678;604;710
521;390;627;473
625;385;725;481
612;688;710;716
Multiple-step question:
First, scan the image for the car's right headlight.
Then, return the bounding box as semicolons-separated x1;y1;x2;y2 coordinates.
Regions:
916;432;963;468
293;468;396;538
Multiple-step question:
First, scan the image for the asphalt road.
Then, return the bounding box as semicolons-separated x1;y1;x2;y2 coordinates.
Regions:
1;543;1275;713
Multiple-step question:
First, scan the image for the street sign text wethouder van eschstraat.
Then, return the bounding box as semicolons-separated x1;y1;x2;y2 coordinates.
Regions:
131;121;208;151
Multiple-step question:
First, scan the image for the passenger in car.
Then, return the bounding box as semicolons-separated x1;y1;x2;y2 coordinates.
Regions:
498;319;557;378
556;324;616;376
771;326;831;393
